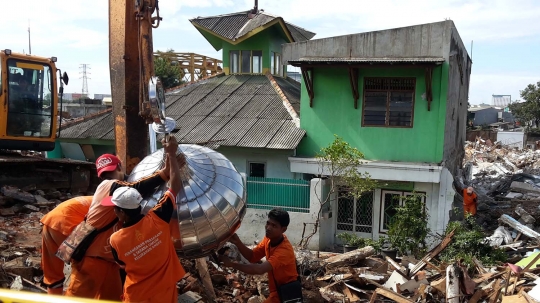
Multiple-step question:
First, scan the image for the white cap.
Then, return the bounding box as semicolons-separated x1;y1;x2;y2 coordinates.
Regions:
101;187;143;209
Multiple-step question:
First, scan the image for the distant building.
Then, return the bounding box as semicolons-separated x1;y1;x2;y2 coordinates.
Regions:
492;95;512;107
93;94;111;101
468;106;515;127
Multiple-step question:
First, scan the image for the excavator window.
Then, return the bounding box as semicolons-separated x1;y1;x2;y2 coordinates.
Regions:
6;59;53;138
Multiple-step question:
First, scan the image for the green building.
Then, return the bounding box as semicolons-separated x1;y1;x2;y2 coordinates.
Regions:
282;20;472;248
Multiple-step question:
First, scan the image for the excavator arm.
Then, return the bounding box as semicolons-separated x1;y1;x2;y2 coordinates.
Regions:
109;0;163;173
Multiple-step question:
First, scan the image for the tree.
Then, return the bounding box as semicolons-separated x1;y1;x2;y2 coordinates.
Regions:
298;135;377;249
154;49;184;89
508;81;540;127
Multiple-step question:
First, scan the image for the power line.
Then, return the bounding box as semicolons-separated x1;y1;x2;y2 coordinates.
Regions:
79;64;91;97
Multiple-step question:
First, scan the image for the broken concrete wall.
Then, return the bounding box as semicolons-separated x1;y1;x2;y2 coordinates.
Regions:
441;26;472;177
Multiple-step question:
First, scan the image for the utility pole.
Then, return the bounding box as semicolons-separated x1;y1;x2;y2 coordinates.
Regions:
79;64;91;98
28;20;31;55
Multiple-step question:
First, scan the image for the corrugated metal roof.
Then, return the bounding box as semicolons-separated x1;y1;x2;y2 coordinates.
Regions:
59;74;304;149
59;111;112;139
289;57;446;64
191;11;315;42
236;14;275;38
237;119;286;148
267;120;306;149
274;77;301;114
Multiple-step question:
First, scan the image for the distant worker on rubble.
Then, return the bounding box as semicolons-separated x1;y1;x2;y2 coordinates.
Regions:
218;208;303;303
102;136;186;303
40;196;92;295
64;149;174;300
463;186;478;217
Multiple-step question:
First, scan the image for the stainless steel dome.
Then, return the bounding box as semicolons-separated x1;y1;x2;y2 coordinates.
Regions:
127;144;247;259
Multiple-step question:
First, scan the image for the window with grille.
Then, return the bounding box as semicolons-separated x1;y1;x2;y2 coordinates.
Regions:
336;190;374;233
380;190;425;233
362;78;415;127
229;50;263;74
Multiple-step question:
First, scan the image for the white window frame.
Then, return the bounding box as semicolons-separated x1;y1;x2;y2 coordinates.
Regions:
379;190;425;233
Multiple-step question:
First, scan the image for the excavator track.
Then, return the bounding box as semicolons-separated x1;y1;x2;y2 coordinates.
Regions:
0;151;97;194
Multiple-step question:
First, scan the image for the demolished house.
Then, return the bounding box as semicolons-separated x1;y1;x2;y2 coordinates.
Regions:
282;20;472;246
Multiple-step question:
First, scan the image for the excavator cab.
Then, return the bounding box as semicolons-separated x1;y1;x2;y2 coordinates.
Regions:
0;49;68;151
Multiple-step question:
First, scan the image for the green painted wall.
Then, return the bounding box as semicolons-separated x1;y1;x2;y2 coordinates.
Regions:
221;26;288;71
297;64;449;163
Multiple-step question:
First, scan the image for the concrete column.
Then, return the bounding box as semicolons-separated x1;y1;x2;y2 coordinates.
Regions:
310;178;333;250
437;168;455;235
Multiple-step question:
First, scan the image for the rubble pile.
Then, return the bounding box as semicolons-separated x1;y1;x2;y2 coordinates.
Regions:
464;139;540;232
465;138;540;195
174;224;540;303
0;185;74;292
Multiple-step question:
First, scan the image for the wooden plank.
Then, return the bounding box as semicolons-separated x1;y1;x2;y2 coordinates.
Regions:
474;271;505;284
385;256;409;278
411;284;427;301
196;258;216;301
502;295;529;303
488;279;503;303
469;289;487;303
409;229;456;277
324;246;375;268
374;288;414;303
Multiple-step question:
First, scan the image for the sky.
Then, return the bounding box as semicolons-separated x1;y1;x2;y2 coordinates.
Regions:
1;0;539;105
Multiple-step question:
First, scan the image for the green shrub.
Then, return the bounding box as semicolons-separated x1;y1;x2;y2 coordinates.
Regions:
439;215;507;269
387;193;430;258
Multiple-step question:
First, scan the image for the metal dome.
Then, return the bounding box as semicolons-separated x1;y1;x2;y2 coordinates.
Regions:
127;144;246;259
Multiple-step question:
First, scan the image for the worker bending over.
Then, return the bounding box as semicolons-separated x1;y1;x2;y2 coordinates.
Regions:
103;136;185;303
219;208;301;303
65;150;173;300
40;196;92;295
463;186;478;216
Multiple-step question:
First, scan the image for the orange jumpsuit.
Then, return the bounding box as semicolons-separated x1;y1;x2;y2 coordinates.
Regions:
249;235;299;303
463;189;478;216
109;189;185;303
40;196;92;295
65;171;168;301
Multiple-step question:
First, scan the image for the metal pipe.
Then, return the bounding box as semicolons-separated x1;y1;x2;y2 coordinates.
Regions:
148;124;157;153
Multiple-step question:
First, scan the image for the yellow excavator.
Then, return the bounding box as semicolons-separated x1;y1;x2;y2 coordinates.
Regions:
0;49;68;151
0;50;94;192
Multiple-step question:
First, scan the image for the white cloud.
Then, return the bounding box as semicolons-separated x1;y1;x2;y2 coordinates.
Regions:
254;0;540;42
2;0;537;103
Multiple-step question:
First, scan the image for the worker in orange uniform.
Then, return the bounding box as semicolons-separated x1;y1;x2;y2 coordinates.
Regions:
65;150;173;300
103;136;185;303
219;208;301;303
40;196;92;295
463;186;478;216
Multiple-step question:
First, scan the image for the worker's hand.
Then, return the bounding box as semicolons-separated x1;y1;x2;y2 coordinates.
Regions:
228;233;241;246
176;153;187;169
218;255;233;267
162;136;178;155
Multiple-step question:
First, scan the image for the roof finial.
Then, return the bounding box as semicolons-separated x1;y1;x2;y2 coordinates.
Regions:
252;0;258;14
248;0;258;18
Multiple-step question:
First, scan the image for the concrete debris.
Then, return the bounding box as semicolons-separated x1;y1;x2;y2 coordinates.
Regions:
463;138;540;233
9;276;23;291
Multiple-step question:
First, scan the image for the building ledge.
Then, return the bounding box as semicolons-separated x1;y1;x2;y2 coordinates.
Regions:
289;157;443;183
